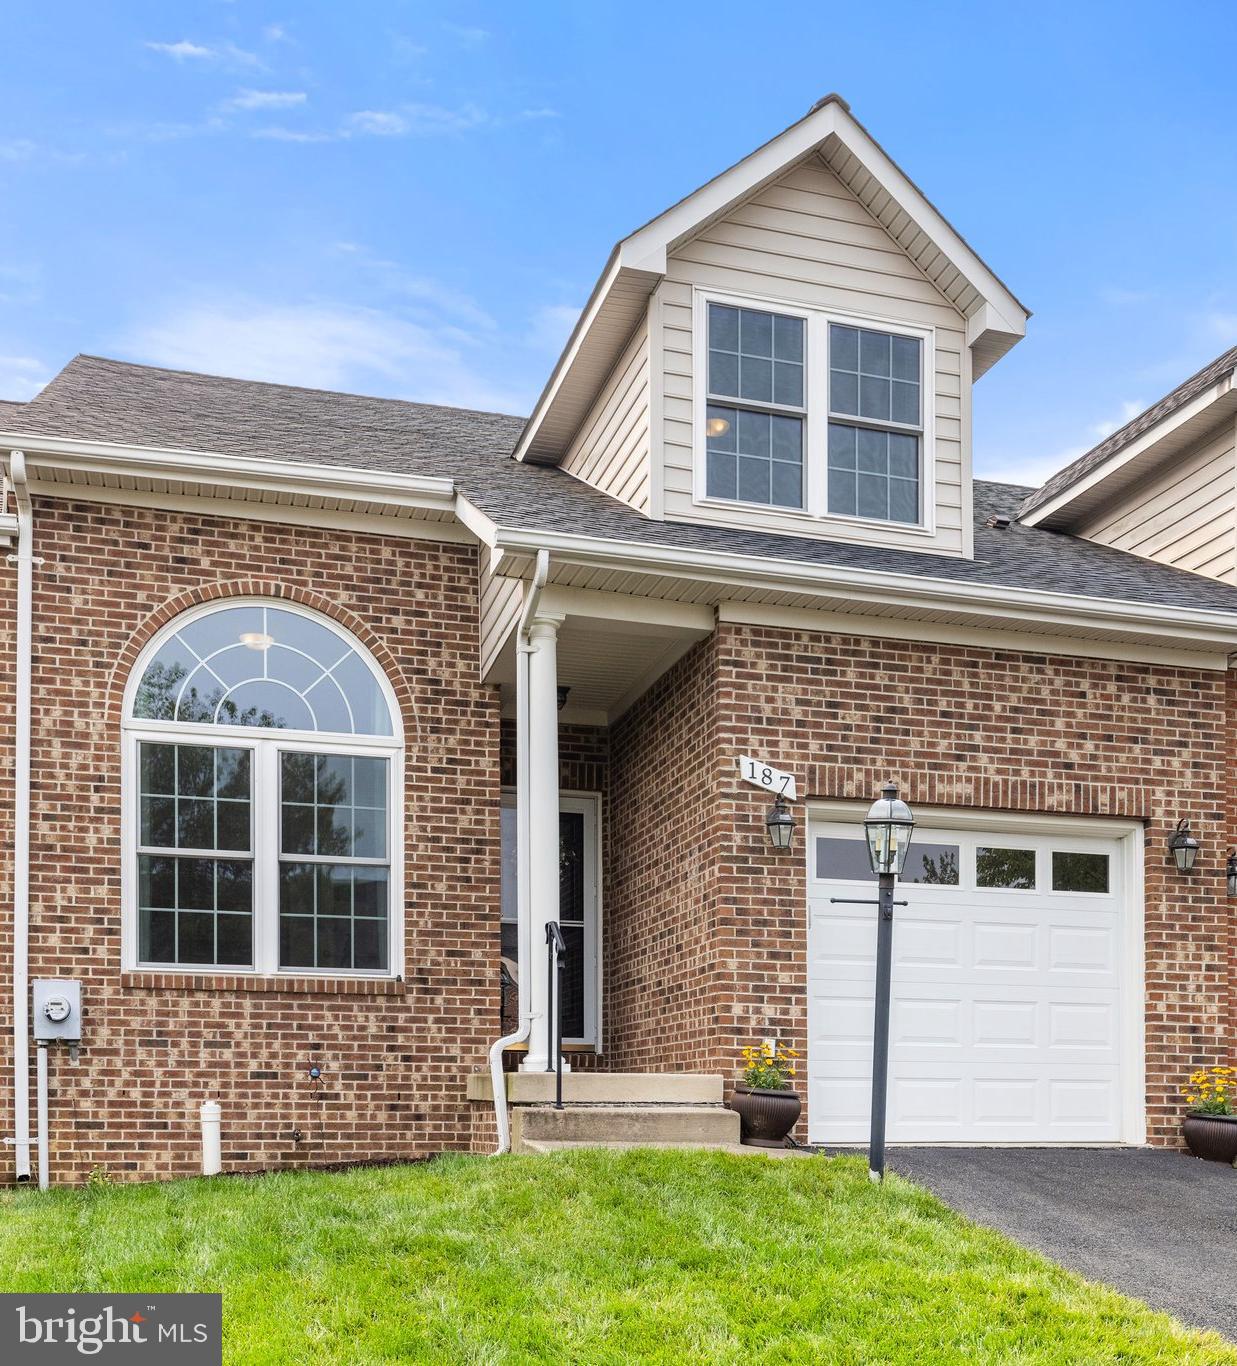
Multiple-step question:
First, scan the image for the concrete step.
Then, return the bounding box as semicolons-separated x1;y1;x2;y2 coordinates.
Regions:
467;1071;724;1106
521;1139;809;1158
512;1103;740;1151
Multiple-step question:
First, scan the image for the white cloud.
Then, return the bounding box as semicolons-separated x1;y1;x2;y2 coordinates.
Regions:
348;110;410;137
117;299;530;413
0;139;38;163
250;126;333;144
443;23;490;45
330;242;496;332
222;89;307;112
145;39;261;67
1202;311;1237;342
348;103;488;137
146;39;214;60
526;304;580;353
263;24;289;43
0;355;52;403
977;400;1147;489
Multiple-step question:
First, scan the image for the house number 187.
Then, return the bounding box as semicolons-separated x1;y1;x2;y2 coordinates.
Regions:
737;756;798;802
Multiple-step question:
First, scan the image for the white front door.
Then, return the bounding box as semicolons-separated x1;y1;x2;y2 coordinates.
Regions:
807;814;1141;1144
501;791;601;1046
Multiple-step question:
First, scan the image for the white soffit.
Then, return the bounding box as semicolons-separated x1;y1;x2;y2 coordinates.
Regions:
1;434;461;532
515;95;1028;465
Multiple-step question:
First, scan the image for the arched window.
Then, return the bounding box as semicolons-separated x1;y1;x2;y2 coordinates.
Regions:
122;601;402;976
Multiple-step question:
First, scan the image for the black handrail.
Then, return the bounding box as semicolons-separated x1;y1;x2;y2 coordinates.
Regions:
544;922;566;1110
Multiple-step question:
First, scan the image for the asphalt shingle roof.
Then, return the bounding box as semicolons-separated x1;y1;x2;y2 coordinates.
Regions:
8;354;1237;616
1019;345;1237;518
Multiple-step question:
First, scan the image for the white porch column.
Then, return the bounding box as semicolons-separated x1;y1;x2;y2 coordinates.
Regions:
521;612;564;1072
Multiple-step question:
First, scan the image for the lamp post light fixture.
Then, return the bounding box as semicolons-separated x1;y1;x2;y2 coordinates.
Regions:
861;781;914;1183
1168;818;1200;874
766;793;796;850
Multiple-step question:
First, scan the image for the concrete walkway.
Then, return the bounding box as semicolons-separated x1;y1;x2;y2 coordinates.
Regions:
889;1147;1237;1341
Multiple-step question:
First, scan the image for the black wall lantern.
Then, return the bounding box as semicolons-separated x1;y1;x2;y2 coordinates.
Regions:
766;794;795;850
1227;850;1237;898
1168;818;1200;873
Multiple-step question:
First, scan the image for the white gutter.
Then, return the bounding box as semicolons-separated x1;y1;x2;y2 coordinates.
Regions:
490;525;1237;650
6;451;33;1180
487;547;550;1153
0;432;456;512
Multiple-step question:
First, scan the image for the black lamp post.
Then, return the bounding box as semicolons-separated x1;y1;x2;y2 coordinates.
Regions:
862;781;915;1183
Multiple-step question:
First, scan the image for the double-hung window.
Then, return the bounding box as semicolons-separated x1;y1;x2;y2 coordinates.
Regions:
699;294;928;527
705;302;806;509
126;601;401;976
827;324;923;524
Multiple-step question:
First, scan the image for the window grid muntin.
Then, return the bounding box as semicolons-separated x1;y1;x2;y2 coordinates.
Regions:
132;603;394;737
278;751;391;972
136;740;256;968
705;301;806;511
827;321;923;525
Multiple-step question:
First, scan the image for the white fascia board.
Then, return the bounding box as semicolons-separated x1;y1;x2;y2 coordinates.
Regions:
1019;377;1235;528
491;524;1237;649
512;250;623;464
622;99;1027;332
1;432;456;510
453;491;500;545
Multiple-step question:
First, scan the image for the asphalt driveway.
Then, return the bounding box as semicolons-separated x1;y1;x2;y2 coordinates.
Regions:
889;1147;1237;1340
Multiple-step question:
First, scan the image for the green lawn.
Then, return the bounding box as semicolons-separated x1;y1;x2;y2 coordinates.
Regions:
0;1150;1230;1364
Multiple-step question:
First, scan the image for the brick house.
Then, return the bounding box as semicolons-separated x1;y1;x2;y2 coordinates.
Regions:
3;94;1237;1181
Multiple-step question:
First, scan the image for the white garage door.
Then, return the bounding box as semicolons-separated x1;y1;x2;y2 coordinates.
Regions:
807;816;1139;1145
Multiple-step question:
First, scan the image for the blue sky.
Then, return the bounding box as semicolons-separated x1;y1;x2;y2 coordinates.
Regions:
4;1;1237;487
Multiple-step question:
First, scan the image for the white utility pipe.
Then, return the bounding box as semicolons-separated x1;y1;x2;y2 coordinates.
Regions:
35;1043;47;1191
488;549;549;1153
8;451;32;1182
200;1100;222;1175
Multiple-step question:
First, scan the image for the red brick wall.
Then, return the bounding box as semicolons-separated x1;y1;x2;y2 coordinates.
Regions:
605;635;729;1073
604;622;1234;1145
0;496;502;1183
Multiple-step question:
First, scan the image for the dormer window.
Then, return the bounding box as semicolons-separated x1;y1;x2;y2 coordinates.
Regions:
827;324;922;524
705;303;806;509
694;290;932;531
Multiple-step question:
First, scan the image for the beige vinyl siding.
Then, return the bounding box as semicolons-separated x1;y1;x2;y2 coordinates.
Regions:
478;546;523;680
657;156;969;557
1076;421;1237;583
560;315;651;513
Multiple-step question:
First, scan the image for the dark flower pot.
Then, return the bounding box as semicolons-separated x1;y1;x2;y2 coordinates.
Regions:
730;1085;801;1148
1183;1112;1237;1164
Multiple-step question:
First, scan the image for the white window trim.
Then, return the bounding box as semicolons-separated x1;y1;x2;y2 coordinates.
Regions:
691;286;937;536
120;599;404;980
501;787;602;1047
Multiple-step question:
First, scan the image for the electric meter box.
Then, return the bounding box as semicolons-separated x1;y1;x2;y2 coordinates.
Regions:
33;979;81;1042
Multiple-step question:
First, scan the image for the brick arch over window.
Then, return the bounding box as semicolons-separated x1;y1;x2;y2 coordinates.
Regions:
106;581;413;730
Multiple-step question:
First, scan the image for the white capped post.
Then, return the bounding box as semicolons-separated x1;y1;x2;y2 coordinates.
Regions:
200;1100;222;1176
521;612;563;1072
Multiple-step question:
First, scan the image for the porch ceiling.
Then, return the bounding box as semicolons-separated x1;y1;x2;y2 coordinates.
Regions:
492;590;714;726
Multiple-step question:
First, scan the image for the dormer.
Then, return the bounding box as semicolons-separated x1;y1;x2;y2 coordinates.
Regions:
515;95;1029;560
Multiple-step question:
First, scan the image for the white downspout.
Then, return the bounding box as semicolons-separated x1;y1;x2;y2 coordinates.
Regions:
487;548;549;1153
7;451;33;1181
